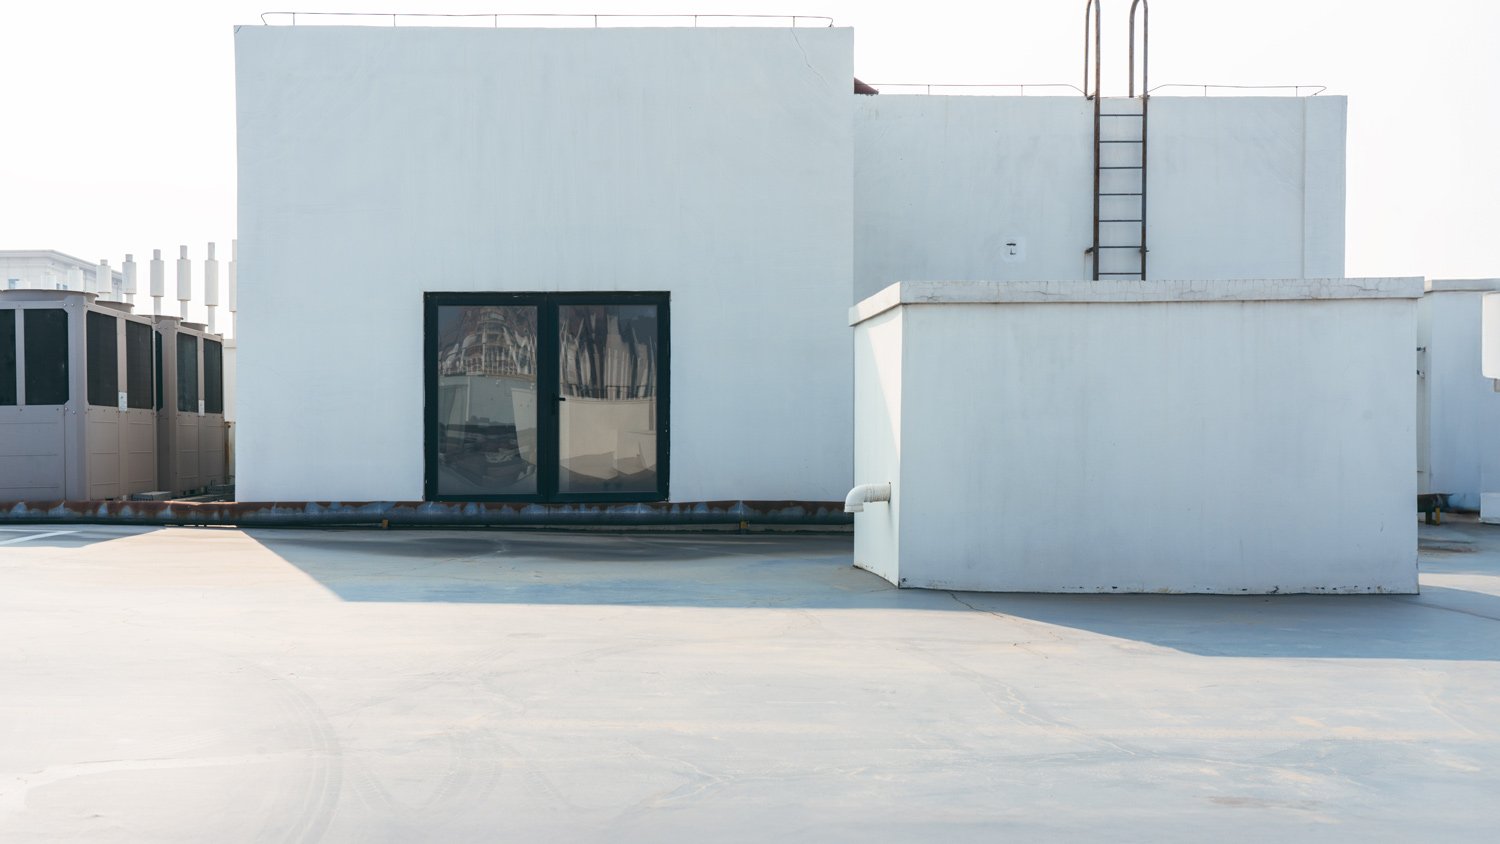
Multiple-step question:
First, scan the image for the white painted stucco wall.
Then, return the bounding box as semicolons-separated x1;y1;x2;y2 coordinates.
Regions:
853;96;1346;302
850;279;1420;594
850;306;902;582
235;26;853;501
1480;292;1500;523
1418;280;1500;511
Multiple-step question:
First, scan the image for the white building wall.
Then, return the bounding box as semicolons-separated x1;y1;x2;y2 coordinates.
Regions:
853;96;1346;302
1480;292;1500;523
850;306;902;583
853;96;1095;301
851;279;1420;594
1419;280;1500;510
235;26;854;502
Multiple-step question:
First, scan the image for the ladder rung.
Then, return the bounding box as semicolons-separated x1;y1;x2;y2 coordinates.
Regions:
1099;272;1144;276
1101;113;1145;117
1099;140;1143;144
1100;165;1143;169
1100;219;1143;223
1100;192;1143;196
1098;245;1143;249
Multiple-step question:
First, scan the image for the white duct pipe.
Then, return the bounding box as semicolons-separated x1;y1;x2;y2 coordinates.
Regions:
123;254;137;304
97;259;110;299
204;242;219;333
844;482;892;513
150;249;165;315
176;245;191;319
67;266;84;293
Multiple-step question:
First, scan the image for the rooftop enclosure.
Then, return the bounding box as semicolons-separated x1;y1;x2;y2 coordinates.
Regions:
854;95;1346;302
234;25;854;502
850;279;1421;594
1418;279;1500;512
1483;290;1500;523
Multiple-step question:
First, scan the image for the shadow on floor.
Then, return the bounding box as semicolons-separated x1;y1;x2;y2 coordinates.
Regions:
246;528;1500;661
957;587;1500;661
0;525;161;550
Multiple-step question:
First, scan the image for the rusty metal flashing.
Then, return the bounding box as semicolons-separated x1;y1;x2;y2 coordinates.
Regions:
0;500;853;528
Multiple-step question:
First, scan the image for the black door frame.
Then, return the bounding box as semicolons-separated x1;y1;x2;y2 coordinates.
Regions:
423;291;670;503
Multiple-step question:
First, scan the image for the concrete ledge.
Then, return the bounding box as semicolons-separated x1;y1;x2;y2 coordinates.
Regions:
0;500;852;528
1426;278;1500;294
850;278;1426;325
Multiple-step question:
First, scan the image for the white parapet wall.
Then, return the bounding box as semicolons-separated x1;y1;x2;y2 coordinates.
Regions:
850;278;1422;594
853;96;1347;303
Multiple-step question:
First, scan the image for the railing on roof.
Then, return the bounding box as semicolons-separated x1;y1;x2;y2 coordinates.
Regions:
867;83;1086;96
1148;83;1327;96
258;11;835;28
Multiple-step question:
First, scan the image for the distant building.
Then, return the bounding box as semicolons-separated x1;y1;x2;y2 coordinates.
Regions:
1419;279;1500;511
0;250;124;299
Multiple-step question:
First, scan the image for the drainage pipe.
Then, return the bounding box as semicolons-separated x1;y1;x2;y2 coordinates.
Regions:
844;483;891;513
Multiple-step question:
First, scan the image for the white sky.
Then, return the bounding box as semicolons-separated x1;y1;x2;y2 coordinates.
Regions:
2;0;1496;281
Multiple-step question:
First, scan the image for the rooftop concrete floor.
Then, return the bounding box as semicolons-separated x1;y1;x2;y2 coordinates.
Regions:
0;520;1497;843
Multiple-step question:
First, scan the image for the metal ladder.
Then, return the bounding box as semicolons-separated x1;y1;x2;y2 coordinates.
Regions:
1083;0;1149;281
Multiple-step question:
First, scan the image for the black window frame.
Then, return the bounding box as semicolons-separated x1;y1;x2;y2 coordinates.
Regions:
423;292;671;504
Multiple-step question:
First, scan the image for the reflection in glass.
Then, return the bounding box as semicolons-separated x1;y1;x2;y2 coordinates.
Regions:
557;304;659;494
435;305;538;496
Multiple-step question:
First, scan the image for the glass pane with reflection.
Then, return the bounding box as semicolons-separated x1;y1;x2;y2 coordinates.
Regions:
435;305;539;496
557;304;659;494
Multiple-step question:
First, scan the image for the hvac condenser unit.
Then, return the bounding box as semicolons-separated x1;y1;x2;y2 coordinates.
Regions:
153;316;228;496
0;290;158;500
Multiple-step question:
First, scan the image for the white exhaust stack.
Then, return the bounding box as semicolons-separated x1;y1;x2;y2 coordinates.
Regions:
150;249;165;315
68;266;84;293
123;254;137;305
176;245;191;320
97;260;111;299
204;242;220;334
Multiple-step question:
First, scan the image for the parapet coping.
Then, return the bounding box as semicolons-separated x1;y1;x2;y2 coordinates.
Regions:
849;278;1426;326
1426;278;1500;293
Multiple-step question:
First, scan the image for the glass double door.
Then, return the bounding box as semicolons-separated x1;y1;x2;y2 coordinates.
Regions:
426;293;668;502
